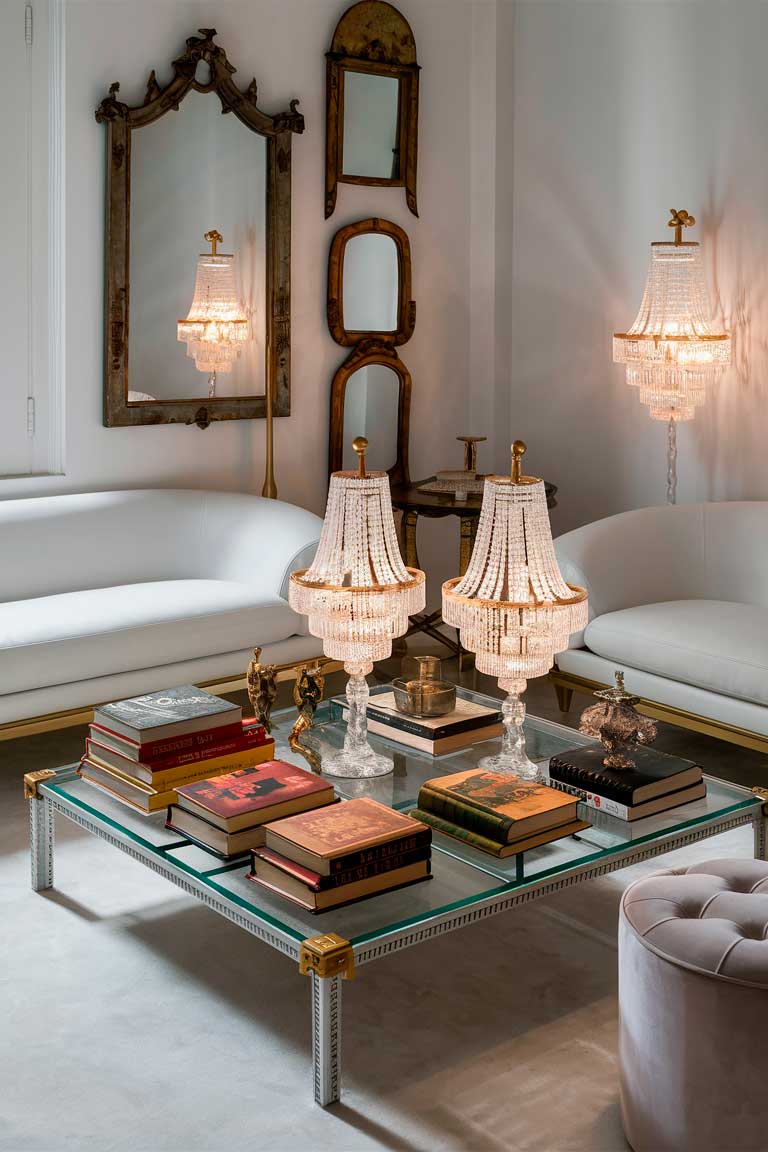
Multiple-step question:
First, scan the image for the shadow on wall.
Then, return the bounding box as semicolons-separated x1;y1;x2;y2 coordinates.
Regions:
695;193;768;502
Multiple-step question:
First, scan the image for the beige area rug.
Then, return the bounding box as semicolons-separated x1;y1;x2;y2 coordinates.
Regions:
1;725;756;1152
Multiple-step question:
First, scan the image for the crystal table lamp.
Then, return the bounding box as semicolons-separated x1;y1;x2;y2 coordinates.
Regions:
613;209;731;504
289;438;426;778
177;230;249;399
442;441;588;779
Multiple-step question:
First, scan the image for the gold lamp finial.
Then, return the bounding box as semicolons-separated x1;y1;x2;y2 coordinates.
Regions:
668;209;695;245
204;229;224;256
352;436;368;478
511;440;527;483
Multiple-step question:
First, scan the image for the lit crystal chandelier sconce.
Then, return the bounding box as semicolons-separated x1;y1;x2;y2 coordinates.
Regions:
289;437;426;778
177;230;249;398
443;441;588;779
613;209;731;504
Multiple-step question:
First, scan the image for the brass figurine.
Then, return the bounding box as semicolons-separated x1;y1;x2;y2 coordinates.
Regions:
247;646;278;734
579;671;658;769
288;664;326;774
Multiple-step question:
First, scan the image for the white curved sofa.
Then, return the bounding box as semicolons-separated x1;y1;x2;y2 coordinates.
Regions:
553;502;768;749
0;489;323;727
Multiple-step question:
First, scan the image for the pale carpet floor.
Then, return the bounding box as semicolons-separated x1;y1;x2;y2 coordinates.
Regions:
0;669;760;1152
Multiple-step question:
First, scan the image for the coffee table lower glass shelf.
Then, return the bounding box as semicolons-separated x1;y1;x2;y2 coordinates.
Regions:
26;687;767;1107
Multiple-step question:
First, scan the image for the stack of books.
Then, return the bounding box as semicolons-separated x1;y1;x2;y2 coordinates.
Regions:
547;744;706;821
409;768;589;857
248;797;432;912
78;685;274;813
166;761;337;857
338;690;502;755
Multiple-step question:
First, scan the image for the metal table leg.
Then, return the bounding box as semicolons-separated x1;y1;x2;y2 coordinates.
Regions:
29;794;54;892
311;971;342;1107
753;805;768;861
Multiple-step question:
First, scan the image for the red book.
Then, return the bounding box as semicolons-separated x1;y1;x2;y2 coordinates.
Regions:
252;845;432;891
174;761;336;832
90;717;265;765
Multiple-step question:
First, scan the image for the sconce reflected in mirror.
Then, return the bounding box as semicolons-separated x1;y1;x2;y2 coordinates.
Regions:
177;229;250;399
328;217;415;346
326;1;419;217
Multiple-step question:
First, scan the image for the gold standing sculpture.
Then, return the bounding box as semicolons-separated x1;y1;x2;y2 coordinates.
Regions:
247;646;278;733
288;664;327;774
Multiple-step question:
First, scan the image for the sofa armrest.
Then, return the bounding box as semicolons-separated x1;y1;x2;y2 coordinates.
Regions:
555;504;707;629
198;493;322;609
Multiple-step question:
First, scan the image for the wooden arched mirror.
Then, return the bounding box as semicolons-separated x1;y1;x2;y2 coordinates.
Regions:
327;218;415;346
329;343;410;486
325;1;419;218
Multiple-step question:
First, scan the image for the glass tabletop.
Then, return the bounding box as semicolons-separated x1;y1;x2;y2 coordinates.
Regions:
43;684;759;948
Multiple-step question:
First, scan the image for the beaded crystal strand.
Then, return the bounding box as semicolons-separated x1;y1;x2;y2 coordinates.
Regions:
443;442;588;779
289;438;426;778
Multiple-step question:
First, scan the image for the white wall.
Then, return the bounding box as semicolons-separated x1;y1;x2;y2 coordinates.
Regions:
498;0;768;535
2;0;495;607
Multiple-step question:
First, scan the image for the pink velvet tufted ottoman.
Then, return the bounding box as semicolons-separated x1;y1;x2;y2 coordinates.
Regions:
619;860;768;1152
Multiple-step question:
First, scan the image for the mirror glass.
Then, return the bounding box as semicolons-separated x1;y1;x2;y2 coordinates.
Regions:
128;90;266;402
342;365;400;472
342;71;400;179
343;234;399;332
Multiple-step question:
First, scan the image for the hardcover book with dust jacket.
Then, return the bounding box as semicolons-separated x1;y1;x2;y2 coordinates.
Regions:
94;685;240;742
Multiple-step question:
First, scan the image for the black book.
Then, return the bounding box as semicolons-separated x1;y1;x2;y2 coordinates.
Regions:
94;685;241;742
549;744;702;805
338;691;501;740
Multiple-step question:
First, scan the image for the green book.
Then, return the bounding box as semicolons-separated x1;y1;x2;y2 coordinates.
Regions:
417;783;513;841
416;768;580;844
408;807;588;858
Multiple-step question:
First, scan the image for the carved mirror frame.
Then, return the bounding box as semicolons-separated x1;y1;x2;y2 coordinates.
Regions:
327;218;415;346
96;28;304;430
325;1;419;219
329;342;411;486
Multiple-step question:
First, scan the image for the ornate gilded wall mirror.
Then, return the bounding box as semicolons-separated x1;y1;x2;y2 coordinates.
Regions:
96;28;304;429
328;218;415;345
330;345;410;485
325;1;419;218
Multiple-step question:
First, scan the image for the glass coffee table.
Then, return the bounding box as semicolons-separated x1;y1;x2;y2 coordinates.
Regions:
25;686;768;1107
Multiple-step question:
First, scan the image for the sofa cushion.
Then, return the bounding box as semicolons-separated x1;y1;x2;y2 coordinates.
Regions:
0;580;300;695
584;600;768;707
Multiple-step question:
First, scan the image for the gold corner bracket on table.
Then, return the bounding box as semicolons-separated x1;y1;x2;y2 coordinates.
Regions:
751;786;768;813
299;932;355;981
23;769;57;800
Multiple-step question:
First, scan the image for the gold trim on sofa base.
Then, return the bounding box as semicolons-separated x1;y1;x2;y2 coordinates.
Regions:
0;657;343;744
550;669;768;757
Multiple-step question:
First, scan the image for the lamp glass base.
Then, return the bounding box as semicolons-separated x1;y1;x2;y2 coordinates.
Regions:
321;745;393;779
478;748;540;780
322;667;393;779
479;687;541;781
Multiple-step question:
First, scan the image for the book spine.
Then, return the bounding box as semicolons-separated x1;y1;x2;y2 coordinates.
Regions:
549;755;636;803
417;785;513;841
546;778;632;820
327;829;432;874
338;701;500;740
136;728;269;770
91;719;253;759
408;808;508;855
254;847;432;891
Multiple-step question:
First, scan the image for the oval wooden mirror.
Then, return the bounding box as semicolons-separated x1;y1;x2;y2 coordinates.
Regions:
327;218;415;347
